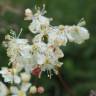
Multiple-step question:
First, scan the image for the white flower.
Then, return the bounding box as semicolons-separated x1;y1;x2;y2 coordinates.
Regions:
32;25;68;47
20;72;31;82
5;36;34;74
0;67;21;84
19;45;32;58
10;87;26;96
6;38;29;64
65;26;89;44
32;34;44;44
10;86;19;95
21;82;31;92
31;42;64;74
10;82;31;96
0;82;8;96
29;13;50;34
31;42;47;65
0;67;13;83
14;75;21;84
52;46;64;58
12;62;24;73
48;26;68;46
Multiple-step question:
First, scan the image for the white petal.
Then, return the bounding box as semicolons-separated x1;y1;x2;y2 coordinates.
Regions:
66;26;89;44
14;75;21;84
10;86;19;94
21;83;31;92
0;82;8;96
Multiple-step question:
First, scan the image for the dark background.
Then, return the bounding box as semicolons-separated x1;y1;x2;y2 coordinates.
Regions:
0;0;96;96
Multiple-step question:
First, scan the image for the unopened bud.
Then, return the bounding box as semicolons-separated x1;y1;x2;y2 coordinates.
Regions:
30;86;37;94
37;86;45;94
25;8;32;16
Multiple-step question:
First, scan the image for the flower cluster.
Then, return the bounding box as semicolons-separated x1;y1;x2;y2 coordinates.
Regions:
0;5;89;96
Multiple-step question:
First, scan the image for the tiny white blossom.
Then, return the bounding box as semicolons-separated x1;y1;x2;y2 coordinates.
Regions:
31;42;64;74
10;82;31;96
6;38;29;64
29;15;50;34
48;26;68;46
28;7;50;34
0;82;8;96
65;26;90;44
21;82;31;92
0;67;21;84
10;86;19;95
20;72;31;82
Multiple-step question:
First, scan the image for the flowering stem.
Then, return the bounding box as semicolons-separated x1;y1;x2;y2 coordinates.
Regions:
57;68;76;96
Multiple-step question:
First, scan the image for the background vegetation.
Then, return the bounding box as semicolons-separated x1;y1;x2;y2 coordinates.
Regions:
0;0;96;96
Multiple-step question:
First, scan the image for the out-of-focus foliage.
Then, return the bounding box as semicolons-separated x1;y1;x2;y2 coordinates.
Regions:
0;0;96;96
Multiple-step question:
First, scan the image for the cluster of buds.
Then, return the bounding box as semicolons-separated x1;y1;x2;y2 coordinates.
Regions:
0;5;89;96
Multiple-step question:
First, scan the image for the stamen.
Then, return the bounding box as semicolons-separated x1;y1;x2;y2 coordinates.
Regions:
17;28;23;38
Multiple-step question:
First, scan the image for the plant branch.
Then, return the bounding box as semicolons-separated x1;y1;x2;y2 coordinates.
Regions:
57;68;76;96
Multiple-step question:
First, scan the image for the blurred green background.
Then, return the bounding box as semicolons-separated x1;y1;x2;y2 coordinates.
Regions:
0;0;96;96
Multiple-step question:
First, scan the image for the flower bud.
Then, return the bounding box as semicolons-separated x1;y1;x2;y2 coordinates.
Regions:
30;86;37;94
5;35;11;40
25;8;32;16
20;72;31;82
37;86;45;94
32;66;41;77
18;90;26;96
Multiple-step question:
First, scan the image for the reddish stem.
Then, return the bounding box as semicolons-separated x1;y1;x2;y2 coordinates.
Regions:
57;68;76;96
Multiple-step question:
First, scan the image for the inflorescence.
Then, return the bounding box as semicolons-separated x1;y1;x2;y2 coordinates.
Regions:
0;5;89;96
